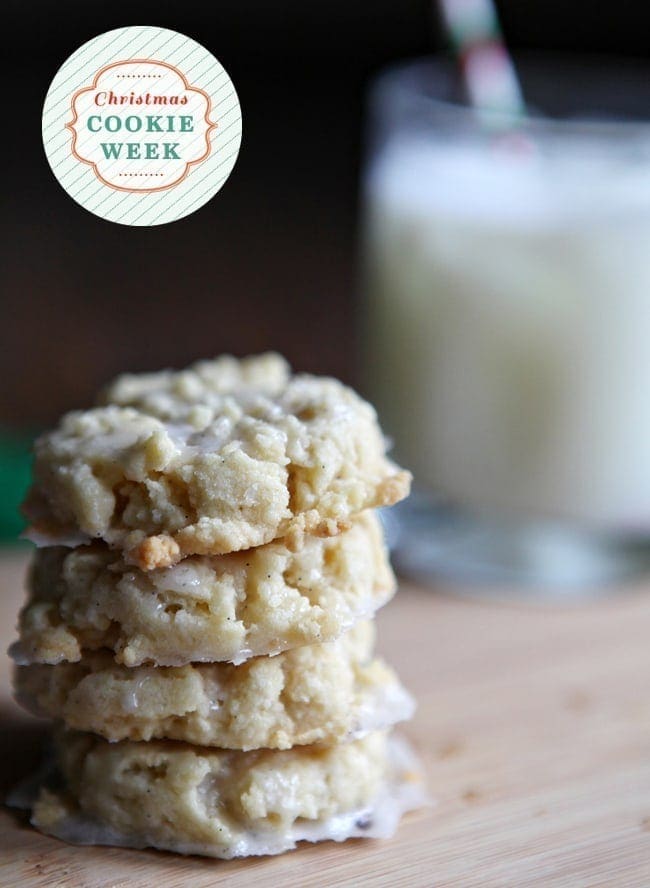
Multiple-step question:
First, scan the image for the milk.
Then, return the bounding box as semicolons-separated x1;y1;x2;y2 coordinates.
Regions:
363;136;650;529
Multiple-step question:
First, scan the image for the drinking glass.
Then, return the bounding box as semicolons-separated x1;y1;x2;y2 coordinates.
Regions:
361;56;650;592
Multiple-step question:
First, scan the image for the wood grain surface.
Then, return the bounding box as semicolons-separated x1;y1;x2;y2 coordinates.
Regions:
1;549;650;887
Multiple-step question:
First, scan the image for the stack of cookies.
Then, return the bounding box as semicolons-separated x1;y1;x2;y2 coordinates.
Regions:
11;354;425;858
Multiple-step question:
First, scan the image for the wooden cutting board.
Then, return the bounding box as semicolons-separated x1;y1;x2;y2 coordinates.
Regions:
2;549;650;887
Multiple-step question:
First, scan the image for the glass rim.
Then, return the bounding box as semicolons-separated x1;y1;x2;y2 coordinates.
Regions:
369;53;650;138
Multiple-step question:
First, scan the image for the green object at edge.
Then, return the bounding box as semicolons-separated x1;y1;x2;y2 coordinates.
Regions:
0;430;34;544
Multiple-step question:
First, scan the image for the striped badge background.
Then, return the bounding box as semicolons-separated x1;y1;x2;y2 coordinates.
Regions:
42;26;242;226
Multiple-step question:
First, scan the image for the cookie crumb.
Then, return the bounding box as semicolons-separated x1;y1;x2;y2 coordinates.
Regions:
129;535;181;571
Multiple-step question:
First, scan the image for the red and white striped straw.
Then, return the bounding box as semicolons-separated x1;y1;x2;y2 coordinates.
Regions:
438;0;524;117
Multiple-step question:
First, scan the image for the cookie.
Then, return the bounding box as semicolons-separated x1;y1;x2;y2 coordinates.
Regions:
23;354;411;568
15;621;415;749
22;730;425;858
12;512;394;667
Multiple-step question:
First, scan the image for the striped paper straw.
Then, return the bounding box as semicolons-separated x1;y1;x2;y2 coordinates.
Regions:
438;0;524;117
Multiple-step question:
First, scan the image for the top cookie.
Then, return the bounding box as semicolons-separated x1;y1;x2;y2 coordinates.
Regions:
23;354;410;568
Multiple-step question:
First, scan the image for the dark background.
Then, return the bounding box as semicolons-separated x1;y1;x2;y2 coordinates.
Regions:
3;0;650;428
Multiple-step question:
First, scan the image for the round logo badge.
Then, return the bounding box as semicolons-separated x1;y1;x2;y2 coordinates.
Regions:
42;26;242;226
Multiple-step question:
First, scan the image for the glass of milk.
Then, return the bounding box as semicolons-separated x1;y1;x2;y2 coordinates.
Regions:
362;57;650;591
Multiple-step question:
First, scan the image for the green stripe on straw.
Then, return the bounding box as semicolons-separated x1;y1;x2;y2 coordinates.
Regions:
441;0;500;46
438;0;525;117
